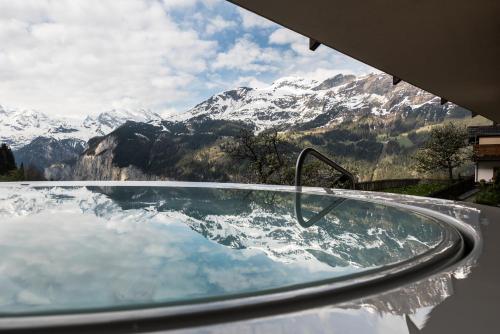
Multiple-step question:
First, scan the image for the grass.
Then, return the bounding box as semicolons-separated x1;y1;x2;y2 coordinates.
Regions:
383;182;449;197
0;175;24;182
395;135;413;148
475;184;500;206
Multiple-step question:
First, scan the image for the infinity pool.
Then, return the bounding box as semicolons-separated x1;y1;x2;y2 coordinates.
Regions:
0;185;461;316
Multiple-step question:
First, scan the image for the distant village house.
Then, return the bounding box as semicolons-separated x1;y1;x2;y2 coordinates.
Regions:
469;125;500;182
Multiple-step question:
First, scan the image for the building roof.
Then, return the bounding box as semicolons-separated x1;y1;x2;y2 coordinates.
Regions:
228;0;500;123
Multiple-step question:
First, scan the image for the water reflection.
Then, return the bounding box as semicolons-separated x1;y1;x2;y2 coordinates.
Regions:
0;186;450;316
294;192;347;228
93;186;445;267
163;190;483;334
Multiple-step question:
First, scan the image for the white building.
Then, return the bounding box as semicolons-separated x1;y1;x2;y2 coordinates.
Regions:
469;126;500;182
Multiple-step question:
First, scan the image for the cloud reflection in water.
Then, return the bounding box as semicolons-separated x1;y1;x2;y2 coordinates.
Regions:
0;185;447;315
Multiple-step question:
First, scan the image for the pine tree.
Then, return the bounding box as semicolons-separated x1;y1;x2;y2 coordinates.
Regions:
0;143;17;175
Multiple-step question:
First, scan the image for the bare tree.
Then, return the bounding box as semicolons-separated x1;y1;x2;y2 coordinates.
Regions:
222;128;292;184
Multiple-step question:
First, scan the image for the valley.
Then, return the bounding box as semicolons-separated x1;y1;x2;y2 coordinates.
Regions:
1;73;488;183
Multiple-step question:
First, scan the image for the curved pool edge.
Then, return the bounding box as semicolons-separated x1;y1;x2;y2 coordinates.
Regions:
0;181;483;332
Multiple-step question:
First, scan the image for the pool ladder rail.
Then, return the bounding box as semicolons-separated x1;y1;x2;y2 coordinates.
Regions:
295;147;356;190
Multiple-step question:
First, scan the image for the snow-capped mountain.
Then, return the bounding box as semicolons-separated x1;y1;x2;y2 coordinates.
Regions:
0;106;79;149
2;72;470;176
168;73;466;132
82;109;162;138
0;106;162;150
2;73;467;150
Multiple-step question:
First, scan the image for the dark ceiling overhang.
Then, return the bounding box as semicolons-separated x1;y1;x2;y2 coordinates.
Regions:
228;0;500;122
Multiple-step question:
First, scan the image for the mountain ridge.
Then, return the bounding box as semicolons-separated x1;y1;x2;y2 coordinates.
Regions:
2;72;473;178
2;72;469;150
0;106;162;150
166;73;468;132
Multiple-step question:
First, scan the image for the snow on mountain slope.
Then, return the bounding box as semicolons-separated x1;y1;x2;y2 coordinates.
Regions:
2;73;464;150
0;106;79;149
0;105;162;149
82;109;162;138
168;73;457;132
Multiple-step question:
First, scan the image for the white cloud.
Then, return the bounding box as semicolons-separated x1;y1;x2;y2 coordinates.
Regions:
237;7;276;29
212;29;373;86
0;0;376;119
161;0;198;9
205;15;236;35
268;27;313;56
267;28;375;80
161;0;219;10
212;37;282;72
233;76;269;89
0;0;216;117
269;28;304;45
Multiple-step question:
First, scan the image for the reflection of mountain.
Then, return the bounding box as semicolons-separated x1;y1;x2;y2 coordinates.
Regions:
92;186;443;268
0;186;335;314
0;185;470;323
0;185;443;270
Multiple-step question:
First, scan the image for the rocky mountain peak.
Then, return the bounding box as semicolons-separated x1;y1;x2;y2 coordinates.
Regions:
169;72;463;133
270;76;318;91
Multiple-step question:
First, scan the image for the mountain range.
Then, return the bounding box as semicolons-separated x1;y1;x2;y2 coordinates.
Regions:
168;73;468;131
0;72;475;181
0;106;162;150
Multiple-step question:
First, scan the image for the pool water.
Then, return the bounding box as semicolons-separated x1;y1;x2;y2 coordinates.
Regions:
0;185;452;315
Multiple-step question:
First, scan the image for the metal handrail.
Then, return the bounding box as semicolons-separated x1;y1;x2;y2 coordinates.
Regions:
295;147;356;189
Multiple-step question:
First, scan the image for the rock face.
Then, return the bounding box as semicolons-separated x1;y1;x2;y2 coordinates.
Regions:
14;137;87;171
68;119;249;181
3;108;162;175
73;136;118;180
73;135;158;181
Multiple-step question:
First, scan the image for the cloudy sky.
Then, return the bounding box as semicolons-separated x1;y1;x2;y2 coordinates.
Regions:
0;0;375;118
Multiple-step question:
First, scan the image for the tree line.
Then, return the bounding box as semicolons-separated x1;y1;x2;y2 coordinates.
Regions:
0;143;45;181
221;122;471;187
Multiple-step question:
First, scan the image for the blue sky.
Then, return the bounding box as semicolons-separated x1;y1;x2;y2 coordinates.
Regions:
0;0;375;117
